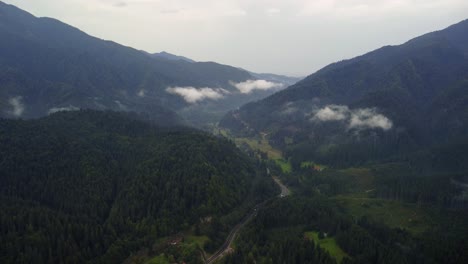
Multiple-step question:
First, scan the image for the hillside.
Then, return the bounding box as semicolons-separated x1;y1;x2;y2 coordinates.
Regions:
0;110;273;263
221;19;468;168
0;1;292;125
149;51;196;63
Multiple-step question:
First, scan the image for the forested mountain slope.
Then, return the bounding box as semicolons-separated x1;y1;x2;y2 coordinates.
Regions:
221;19;468;168
0;110;268;263
0;1;291;125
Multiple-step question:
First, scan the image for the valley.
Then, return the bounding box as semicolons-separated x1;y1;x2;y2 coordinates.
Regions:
0;1;467;264
215;128;468;263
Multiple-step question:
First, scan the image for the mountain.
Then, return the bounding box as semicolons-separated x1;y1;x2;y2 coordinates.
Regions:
146;51;302;87
0;110;274;263
221;19;468;168
0;1;292;125
248;71;302;86
149;51;196;63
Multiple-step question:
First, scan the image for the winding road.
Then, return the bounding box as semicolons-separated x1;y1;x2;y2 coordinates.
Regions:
272;176;291;198
205;176;290;264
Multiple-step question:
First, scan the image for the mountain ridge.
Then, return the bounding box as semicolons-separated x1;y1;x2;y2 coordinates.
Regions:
221;18;468;168
0;1;294;125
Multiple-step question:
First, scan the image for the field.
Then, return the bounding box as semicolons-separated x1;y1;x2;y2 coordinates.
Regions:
233;136;294;174
235;137;282;160
217;129;296;174
304;231;349;263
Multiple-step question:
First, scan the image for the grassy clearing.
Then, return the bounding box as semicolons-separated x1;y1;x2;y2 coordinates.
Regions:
185;235;209;249
275;159;292;174
333;194;433;235
145;254;169;264
233;136;293;174
300;161;328;170
300;161;314;168
304;231;349;263
235;137;283;160
219;130;286;168
219;129;229;137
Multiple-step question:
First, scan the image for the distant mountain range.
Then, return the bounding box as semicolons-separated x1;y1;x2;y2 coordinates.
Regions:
221;19;468;169
247;71;303;87
0;1;299;126
146;51;303;85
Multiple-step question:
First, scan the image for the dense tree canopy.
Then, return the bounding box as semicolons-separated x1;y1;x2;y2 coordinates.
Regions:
0;110;268;263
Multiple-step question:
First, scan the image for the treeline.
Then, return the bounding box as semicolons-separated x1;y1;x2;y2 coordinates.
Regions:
0;110;270;263
373;165;467;208
268;140;467;209
223;196;468;264
223;197;343;264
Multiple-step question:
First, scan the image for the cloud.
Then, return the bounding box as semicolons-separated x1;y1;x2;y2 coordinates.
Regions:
114;100;128;110
48;105;79;114
314;105;348;121
313;104;392;130
231;79;283;94
281;105;299;115
166;86;229;103
137;89;146;97
8;96;25;117
349;108;393;130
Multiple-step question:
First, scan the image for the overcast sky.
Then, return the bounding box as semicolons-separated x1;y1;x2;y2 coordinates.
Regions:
4;0;468;76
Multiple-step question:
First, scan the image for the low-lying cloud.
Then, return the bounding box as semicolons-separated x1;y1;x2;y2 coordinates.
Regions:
313;104;392;130
48;105;79;114
232;79;283;94
166;86;229;103
314;105;348;121
137;89;146;97
8;96;25;117
349;108;393;130
114;100;128;110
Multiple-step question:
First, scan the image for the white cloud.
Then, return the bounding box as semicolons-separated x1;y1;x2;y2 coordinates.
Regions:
8;96;25;117
114;100;128;110
48;105;79;114
314;104;348;121
231;79;283;94
166;86;229;103
349;108;393;130
313;104;393;130
137;89;146;97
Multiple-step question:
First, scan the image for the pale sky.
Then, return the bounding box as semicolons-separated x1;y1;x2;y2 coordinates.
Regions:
4;0;468;76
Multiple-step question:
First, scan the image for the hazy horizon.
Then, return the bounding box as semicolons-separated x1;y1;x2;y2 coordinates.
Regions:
4;0;468;76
